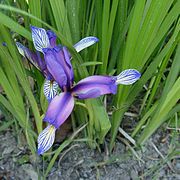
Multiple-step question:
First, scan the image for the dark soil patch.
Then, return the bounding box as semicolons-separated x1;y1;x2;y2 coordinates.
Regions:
0;128;179;180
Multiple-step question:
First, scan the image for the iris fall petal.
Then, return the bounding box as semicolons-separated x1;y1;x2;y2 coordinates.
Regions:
43;79;59;102
73;37;99;53
44;92;74;128
37;124;56;155
31;26;50;52
114;69;141;85
71;75;117;99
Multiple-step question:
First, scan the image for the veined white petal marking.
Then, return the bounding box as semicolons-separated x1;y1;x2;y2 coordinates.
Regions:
16;42;26;57
44;80;59;101
31;26;50;52
115;69;141;85
73;37;99;53
37;125;56;155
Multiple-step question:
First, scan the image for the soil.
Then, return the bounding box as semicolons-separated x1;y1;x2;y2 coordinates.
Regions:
0;126;179;180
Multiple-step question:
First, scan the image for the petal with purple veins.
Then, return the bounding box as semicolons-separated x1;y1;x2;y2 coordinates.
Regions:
37;124;56;155
44;80;59;102
73;37;99;53
71;75;117;99
114;69;141;85
31;26;50;52
44;92;74;129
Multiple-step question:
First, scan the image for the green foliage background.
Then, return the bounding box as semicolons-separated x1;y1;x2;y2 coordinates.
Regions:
0;0;179;177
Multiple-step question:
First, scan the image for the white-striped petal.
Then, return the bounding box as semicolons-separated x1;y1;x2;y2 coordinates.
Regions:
37;125;56;155
16;42;26;57
31;26;50;52
44;80;59;101
73;37;99;53
115;69;141;85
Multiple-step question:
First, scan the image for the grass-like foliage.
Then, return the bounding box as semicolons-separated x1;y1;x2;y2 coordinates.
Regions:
0;0;179;177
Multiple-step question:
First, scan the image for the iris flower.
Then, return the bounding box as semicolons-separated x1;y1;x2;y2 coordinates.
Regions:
17;26;141;155
16;27;98;102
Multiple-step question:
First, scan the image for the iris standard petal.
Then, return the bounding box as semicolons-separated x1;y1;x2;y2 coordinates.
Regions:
43;48;67;89
44;80;59;102
44;92;74;129
46;30;57;47
37;124;56;155
53;46;74;88
71;76;117;99
31;26;50;52
114;69;141;85
73;37;99;53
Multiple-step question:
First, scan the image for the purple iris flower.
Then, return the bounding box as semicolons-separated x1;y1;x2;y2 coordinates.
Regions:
16;26;99;102
17;26;141;155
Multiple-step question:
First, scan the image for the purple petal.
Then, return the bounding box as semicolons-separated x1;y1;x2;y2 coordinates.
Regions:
114;69;141;85
44;80;59;102
16;42;51;77
71;76;117;99
37;124;56;155
43;46;74;89
43;47;67;89
16;42;41;70
73;37;99;53
44;92;74;128
31;26;50;52
47;30;57;47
